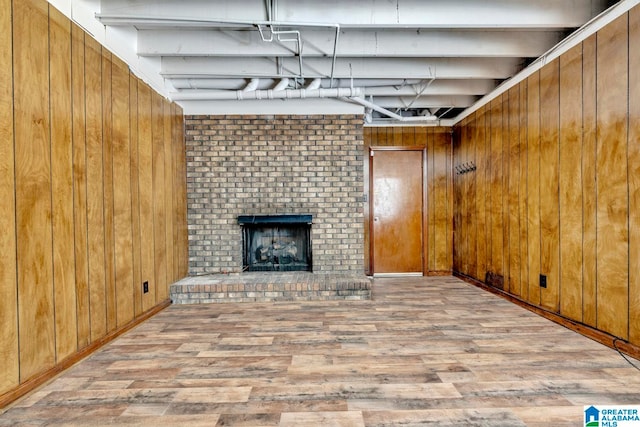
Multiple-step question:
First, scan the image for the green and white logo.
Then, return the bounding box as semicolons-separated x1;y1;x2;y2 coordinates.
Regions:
585;406;640;427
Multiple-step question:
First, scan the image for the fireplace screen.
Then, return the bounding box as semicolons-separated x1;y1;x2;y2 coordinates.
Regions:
238;215;312;272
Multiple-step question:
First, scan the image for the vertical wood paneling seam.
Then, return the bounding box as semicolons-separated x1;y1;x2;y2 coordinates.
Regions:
105;54;116;330
46;6;58;361
10;0;20;384
110;57;116;326
82;37;91;342
582;40;586;322
151;99;157;303
627;12;631;340
504;96;509;287
557;60;562;310
100;49;107;334
129;75;136;317
524;82;529;300
538;75;542;299
71;24;79;348
594;33;598;325
487;108;492;274
449;131;453;270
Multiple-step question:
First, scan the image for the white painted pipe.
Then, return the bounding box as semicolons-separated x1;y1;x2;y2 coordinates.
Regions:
242;78;260;92
171;78;424;90
170;87;364;101
171;78;273;90
349;96;438;122
273;78;290;91
306;78;321;90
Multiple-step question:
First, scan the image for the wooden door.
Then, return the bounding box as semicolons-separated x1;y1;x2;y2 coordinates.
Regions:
371;148;424;274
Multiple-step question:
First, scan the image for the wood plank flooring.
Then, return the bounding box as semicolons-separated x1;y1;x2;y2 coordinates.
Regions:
1;276;640;426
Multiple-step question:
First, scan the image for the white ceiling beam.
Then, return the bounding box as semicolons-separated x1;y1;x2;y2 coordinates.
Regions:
161;57;522;80
98;0;611;28
137;28;565;58
99;0;269;22
363;80;497;96
372;95;478;109
177;98;364;115
277;0;612;28
170;78;497;95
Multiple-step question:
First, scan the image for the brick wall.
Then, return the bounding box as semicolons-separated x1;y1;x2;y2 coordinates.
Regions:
185;115;365;274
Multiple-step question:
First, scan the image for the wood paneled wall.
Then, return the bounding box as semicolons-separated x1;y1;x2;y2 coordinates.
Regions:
453;8;640;346
363;127;453;275
0;0;188;401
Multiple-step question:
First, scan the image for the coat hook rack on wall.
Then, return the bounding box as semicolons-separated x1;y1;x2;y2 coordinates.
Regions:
455;161;476;175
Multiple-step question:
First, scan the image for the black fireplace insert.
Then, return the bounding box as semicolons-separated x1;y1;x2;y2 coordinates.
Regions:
238;215;312;272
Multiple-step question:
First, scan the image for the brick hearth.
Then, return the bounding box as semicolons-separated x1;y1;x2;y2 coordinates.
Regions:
170;272;371;303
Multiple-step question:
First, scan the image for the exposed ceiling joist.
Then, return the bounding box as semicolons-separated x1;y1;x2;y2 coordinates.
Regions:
75;0;621;122
137;29;566;58
160;57;523;80
98;0;611;28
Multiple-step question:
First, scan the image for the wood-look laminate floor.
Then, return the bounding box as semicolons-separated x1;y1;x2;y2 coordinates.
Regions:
2;276;640;426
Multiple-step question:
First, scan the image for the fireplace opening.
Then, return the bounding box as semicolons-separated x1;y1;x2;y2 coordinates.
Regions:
238;215;312;272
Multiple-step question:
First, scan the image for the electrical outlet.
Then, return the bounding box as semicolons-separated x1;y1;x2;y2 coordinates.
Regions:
539;274;547;288
143;281;149;293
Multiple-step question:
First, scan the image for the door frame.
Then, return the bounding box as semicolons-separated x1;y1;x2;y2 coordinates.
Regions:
368;146;428;276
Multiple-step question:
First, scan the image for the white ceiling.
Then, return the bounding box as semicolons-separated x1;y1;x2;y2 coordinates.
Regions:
53;0;620;124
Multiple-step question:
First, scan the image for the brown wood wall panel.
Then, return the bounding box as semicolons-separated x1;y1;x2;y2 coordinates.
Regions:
85;36;107;343
152;94;168;302
14;0;56;379
402;127;415;145
518;82;528;302
507;87;521;296
526;72;541;306
0;0;19;395
501;96;510;291
452;128;463;274
0;0;188;405
454;7;640;348
472;107;490;278
467;116;477;278
538;60;560;312
559;44;584;322
174;110;189;278
71;24;91;350
102;51;117;334
130;76;143;317
163;101;175;285
362;128;372;274
138;84;156;311
596;15;629;340
629;7;640;345
435;130;452;271
363;126;452;275
489;97;504;277
582;35;598;328
458;119;469;275
393;127;403;145
427;131;436;272
112;57;134;328
49;6;78;361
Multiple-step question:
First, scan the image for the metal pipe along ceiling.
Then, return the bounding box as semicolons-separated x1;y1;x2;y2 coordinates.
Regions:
170;78;425;90
348;97;439;122
170;87;364;101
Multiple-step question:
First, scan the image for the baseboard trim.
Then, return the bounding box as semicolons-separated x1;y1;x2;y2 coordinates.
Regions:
427;270;453;277
0;299;171;410
453;272;640;361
